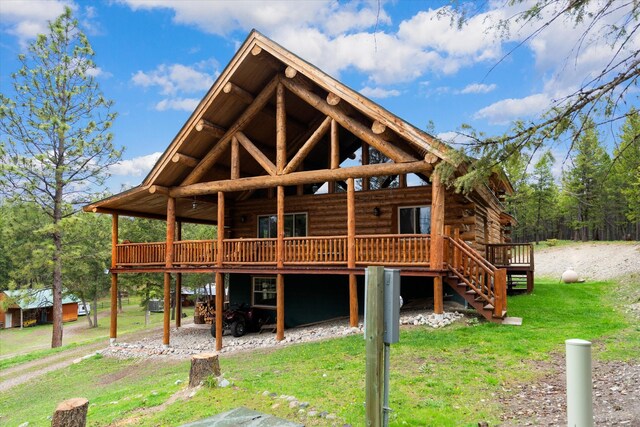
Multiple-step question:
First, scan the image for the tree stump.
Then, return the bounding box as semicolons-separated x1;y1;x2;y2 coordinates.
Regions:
189;353;221;387
51;397;89;427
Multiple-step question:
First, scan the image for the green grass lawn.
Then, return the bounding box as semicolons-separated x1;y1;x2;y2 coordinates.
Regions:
0;278;638;426
0;297;193;361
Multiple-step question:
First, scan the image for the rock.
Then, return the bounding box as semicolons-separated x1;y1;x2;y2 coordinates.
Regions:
217;378;230;388
271;403;280;409
175;379;183;385
307;411;318;417
289;401;299;408
299;402;310;408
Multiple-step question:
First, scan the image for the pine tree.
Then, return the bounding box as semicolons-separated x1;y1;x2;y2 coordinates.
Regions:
0;8;122;347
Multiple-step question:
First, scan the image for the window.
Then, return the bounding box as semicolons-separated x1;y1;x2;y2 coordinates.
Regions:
399;206;431;234
252;277;277;308
257;213;307;238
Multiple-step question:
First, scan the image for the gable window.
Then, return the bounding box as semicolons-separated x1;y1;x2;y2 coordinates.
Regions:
399;206;431;234
252;276;277;308
257;213;307;238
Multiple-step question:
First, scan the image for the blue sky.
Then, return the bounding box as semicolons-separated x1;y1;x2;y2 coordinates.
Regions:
1;0;636;191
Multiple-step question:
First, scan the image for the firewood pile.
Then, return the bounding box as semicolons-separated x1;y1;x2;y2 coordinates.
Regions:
195;302;215;324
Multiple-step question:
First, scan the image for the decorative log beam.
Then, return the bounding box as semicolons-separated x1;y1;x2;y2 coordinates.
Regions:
331;119;340;170
172;153;200;168
327;92;341;106
91;207;216;225
236;131;277;176
371;120;386;135
283;116;331;174
329;118;340;193
285;66;297;78
276;82;286;174
362;142;370;191
182;75;280;186
281;76;417;163
230;136;240;180
170;160;432;197
195;119;226;138
149;185;170;195
251;45;282;70
327;92;354;116
223;81;255;104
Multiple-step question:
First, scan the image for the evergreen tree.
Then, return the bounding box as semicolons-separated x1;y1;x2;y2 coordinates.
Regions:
611;109;640;239
530;152;558;243
561;117;610;241
0;8;122;347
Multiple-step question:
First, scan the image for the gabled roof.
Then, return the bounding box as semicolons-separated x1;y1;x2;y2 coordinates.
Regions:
85;30;507;223
3;289;78;310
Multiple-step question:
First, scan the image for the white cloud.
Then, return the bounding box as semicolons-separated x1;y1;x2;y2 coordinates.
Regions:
110;152;162;177
117;1;506;84
155;97;200;112
460;83;496;94
0;0;75;45
132;60;217;111
360;86;401;99
86;66;111;78
474;93;551;125
437;131;474;147
131;62;216;95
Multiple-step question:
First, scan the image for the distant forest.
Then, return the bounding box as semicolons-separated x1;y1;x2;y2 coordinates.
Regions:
505;111;640;243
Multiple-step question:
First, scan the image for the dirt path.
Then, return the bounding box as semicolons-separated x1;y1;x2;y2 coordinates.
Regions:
0;324;164;391
534;242;640;280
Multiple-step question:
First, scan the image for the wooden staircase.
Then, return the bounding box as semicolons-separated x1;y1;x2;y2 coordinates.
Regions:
444;234;508;323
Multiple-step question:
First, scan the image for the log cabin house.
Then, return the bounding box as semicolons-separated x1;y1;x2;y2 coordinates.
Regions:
84;31;533;349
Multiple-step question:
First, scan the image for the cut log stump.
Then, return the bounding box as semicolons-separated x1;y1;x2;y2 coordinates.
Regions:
51;397;89;427
189;353;221;387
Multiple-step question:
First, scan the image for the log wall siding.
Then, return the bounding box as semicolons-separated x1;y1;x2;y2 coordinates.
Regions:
228;186;471;239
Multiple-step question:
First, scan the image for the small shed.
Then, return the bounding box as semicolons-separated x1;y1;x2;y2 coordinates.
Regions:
0;289;79;328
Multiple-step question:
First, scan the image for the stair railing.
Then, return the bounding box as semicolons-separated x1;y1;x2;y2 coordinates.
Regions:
445;234;507;319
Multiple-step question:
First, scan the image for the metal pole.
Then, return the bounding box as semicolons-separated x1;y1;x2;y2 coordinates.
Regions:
566;339;594;427
383;342;391;427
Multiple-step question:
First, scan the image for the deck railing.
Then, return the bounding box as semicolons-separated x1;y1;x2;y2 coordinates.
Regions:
284;236;348;264
223;238;277;264
446;237;507;318
485;243;534;269
174;240;216;265
116;242;166;266
355;234;430;266
114;234;431;268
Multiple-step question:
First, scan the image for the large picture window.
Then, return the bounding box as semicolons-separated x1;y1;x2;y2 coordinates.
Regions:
257;213;307;238
399;206;431;234
252;276;277;308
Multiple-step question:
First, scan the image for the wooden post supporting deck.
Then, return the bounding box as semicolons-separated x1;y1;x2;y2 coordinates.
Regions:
430;171;445;315
276;185;285;341
163;197;176;347
216;192;225;351
110;214;118;342
175;222;182;328
347;177;358;327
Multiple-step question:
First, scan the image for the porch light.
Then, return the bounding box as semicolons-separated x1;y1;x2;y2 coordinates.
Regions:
192;197;197;210
372;207;381;217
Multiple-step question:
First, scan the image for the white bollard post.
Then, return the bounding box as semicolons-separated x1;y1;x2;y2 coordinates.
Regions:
566;339;594;427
